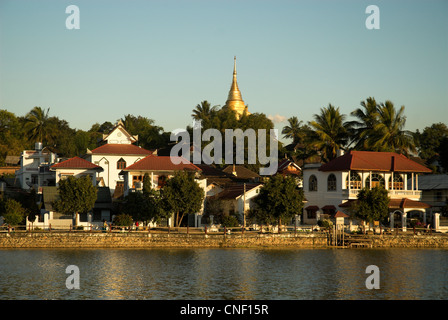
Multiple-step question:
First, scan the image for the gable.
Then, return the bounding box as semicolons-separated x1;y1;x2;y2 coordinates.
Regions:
102;122;138;144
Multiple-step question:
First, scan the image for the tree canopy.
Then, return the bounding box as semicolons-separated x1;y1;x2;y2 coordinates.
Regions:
162;171;204;227
53;176;98;225
353;187;390;224
251;175;304;226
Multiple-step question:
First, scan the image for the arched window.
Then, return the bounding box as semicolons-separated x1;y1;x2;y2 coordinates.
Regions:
389;174;404;190
327;174;337;191
365;173;385;189
346;171;361;189
309;175;318;192
117;158;126;170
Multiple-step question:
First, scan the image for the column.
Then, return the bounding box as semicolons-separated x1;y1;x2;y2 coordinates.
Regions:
434;213;440;232
402;211;407;232
390;212;394;230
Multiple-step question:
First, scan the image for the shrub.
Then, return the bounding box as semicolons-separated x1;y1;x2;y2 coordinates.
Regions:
113;214;133;227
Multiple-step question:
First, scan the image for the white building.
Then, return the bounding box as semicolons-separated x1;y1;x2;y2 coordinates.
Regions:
83;121;153;197
15;142;58;190
50;156;104;186
302;150;432;231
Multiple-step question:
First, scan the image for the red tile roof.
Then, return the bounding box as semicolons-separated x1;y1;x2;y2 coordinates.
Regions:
388;198;431;209
338;198;431;209
51;157;103;170
319;151;431;173
90;144;153;155
123;155;201;172
334;211;349;218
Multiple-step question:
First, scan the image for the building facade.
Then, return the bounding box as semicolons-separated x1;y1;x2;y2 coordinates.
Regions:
83;121;153;197
302;151;432;230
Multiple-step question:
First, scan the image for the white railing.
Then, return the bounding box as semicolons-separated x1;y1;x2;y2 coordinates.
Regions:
343;189;422;199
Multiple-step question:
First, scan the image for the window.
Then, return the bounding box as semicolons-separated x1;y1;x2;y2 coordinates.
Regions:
346;172;361;189
306;207;317;219
365;173;385;189
117;158;126;170
309;175;318;192
327;174;336;191
132;175;143;188
158;175;167;188
388;174;404;190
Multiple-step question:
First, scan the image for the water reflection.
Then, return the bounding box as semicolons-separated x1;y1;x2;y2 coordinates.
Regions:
0;248;447;300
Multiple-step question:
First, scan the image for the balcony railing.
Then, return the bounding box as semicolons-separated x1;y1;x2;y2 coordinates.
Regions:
343;189;422;199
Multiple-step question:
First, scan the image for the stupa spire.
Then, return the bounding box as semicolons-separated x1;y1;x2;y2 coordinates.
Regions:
225;56;248;118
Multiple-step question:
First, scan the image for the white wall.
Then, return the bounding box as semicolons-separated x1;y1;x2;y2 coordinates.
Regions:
86;154;144;193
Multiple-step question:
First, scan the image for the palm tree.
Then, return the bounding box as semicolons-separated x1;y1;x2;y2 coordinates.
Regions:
367;100;415;154
282;116;304;144
309;104;349;162
347;97;379;150
191;101;218;122
24;106;51;145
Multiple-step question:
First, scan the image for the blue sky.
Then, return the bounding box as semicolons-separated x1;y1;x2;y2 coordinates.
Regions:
0;0;447;140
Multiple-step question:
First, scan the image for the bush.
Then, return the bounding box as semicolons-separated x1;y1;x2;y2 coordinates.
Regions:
317;219;333;229
221;215;240;228
113;214;133;227
0;198;28;225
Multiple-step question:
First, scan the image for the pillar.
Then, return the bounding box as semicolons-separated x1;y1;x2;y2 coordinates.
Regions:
434;213;440;232
390;212;394;230
402;211;407;232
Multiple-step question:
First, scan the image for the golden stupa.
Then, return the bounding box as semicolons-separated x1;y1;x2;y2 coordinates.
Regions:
225;56;250;119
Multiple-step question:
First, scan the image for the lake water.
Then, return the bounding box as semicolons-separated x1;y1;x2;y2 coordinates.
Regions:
0;248;447;300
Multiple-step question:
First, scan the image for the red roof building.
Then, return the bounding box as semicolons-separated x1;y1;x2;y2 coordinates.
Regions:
302;150;432;231
50;156;103;186
120;155;202;194
319;150;431;173
51;156;103;170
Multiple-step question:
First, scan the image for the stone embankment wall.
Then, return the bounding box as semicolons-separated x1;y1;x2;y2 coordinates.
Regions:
1;232;448;249
0;232;328;249
370;234;448;248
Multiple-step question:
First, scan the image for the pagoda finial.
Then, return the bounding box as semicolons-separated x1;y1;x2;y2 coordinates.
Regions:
234;56;237;74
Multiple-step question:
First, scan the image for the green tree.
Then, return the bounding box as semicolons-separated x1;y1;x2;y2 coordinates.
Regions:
0;109;26;165
347;97;379;150
282;116;304;144
121;114;169;150
0;198;28;225
162;171;205;227
122;174;169;224
53;176;98;226
414;123;448;163
191;100;219;125
113;214;133;227
252;175;304;227
309;104;349;162
367;101;415;154
353;187;390;225
24;106;51;145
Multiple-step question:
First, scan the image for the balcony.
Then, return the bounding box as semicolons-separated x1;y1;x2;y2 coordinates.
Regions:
343;189;422;199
